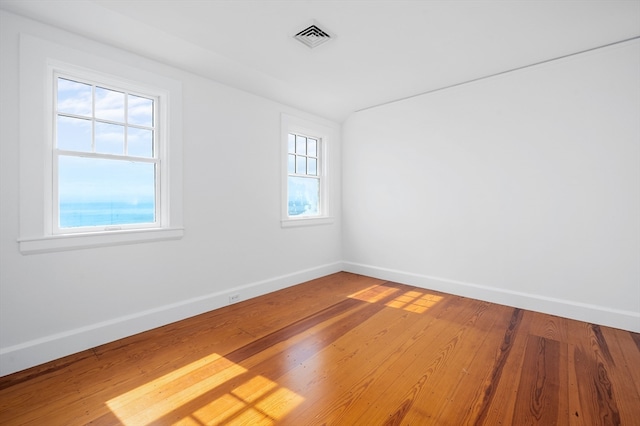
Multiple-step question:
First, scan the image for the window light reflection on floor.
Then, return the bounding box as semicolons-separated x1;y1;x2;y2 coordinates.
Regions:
348;285;401;303
349;285;443;314
187;374;304;425
385;290;443;313
106;353;304;425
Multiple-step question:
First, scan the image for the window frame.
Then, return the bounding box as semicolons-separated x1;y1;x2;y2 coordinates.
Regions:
18;34;183;254
281;114;333;227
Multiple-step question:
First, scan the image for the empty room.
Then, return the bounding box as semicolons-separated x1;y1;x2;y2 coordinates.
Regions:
0;0;639;424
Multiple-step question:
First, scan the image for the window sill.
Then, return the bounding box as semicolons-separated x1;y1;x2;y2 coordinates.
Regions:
281;216;334;228
18;227;184;255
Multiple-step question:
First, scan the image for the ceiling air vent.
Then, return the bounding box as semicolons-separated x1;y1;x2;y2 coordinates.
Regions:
294;24;332;49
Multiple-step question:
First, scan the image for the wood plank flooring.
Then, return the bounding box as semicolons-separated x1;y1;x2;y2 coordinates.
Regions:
0;272;638;425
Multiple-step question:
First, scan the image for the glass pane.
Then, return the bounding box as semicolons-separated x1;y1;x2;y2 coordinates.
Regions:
296;156;306;174
58;156;156;228
308;158;317;175
128;94;153;127
308;139;317;157
95;86;125;122
288;133;295;154
128;128;153;157
288;154;295;174
295;135;306;155
288;176;319;216
57;78;92;116
57;116;92;152
95;122;124;155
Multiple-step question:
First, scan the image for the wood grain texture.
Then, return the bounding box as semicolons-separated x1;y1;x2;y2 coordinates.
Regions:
0;272;638;425
512;336;562;425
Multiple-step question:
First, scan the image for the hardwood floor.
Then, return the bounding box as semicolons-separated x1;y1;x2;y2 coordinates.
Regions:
0;272;638;425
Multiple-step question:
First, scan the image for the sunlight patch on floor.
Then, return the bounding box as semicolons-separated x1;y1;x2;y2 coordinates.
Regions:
385;290;443;313
349;285;442;313
348;284;401;303
106;352;303;425
188;374;304;425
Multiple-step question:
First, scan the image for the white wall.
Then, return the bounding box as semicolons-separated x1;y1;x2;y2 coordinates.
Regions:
0;11;342;376
343;40;640;332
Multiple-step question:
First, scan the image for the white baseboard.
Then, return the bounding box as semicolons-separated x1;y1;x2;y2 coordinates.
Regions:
343;262;640;333
0;262;343;377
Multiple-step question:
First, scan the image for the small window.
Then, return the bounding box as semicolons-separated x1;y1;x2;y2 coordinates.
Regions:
287;133;321;217
281;114;333;227
54;75;159;233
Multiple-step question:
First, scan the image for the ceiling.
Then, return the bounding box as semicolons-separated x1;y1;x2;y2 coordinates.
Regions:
2;0;639;122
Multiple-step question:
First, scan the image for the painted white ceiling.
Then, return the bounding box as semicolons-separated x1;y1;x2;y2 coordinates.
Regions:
2;0;639;122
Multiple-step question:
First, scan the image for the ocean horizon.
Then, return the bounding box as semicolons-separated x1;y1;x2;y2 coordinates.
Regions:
60;201;155;228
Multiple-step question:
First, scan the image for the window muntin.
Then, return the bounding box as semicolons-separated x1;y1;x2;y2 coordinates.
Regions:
54;75;159;232
287;133;321;217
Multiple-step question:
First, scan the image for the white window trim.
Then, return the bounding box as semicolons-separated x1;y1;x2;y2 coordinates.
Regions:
281;114;334;227
18;34;183;254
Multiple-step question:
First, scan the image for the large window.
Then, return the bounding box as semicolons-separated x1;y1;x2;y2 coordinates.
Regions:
55;75;160;232
18;34;183;254
281;114;334;227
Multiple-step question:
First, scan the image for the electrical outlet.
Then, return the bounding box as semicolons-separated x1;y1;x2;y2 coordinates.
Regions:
229;293;240;304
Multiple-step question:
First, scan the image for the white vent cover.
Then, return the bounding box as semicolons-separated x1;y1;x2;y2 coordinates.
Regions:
294;24;331;49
